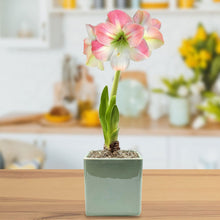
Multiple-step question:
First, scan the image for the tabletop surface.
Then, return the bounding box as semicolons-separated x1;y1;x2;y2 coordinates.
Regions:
0;115;220;136
0;170;220;219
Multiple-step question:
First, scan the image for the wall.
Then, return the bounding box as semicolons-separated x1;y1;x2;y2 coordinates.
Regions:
0;12;220;115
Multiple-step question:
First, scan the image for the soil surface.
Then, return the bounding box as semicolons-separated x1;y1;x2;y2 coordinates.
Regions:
87;149;140;158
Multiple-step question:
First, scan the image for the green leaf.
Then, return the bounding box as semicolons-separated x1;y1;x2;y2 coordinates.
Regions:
111;128;119;142
162;78;172;89
110;105;119;133
192;69;201;83
99;86;109;141
99;86;109;120
178;75;185;84
106;95;116;123
203;92;216;98
209;56;220;89
152;89;164;93
206;35;216;54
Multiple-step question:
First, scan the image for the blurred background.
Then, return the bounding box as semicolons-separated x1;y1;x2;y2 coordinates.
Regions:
0;0;220;169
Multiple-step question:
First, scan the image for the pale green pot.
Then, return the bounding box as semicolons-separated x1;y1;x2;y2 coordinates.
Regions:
169;97;190;126
84;153;143;216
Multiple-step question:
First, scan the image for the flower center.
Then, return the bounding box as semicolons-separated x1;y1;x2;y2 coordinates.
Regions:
111;31;128;49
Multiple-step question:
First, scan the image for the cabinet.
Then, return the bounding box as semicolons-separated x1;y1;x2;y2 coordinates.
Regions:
119;136;168;169
40;135;168;169
0;0;49;48
1;132;220;169
41;134;103;169
0;133;40;145
170;137;220;169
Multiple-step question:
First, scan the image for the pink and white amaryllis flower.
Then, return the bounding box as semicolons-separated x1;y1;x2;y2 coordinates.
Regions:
92;10;150;71
133;10;164;53
83;10;164;71
84;25;104;70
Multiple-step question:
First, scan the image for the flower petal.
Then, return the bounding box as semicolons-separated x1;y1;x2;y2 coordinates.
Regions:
130;39;151;61
133;10;151;26
144;27;164;50
87;54;104;71
110;50;130;71
149;18;161;29
123;23;144;48
86;24;96;41
107;10;132;28
95;22;118;46
92;40;113;61
84;38;90;55
84;42;104;70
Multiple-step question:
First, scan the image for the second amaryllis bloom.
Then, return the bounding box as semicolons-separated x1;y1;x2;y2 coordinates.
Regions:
84;9;164;71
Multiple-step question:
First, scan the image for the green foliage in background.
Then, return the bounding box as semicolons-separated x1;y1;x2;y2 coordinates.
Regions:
198;93;220;122
153;74;201;98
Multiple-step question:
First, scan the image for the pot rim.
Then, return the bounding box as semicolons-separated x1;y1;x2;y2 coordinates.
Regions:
84;151;142;160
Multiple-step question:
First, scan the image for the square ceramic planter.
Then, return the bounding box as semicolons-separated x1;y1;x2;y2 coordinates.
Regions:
84;153;143;216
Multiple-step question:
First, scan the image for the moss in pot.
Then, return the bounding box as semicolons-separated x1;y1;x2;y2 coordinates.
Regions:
83;9;164;216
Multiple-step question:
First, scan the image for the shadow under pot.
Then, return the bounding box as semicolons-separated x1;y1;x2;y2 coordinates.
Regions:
169;97;190;126
84;154;143;216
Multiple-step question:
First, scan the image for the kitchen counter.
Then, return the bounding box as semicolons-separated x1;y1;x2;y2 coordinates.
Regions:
1;170;220;219
0;115;219;136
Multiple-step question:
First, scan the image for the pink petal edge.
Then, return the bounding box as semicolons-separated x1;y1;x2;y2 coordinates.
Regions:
133;10;151;26
95;22;117;46
107;10;132;28
150;18;161;29
92;40;113;61
86;24;96;40
83;38;90;55
130;39;151;61
145;27;164;50
123;23;144;48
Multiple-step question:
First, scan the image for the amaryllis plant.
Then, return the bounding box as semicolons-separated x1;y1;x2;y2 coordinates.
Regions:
84;10;164;152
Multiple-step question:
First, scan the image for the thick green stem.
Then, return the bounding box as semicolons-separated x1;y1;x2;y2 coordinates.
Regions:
110;71;121;99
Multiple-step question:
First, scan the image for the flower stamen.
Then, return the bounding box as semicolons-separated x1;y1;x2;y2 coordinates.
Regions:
111;31;129;49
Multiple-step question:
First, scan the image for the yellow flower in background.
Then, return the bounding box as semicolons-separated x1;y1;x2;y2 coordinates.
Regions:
179;23;220;76
190;37;197;45
211;32;218;41
179;39;191;56
196;50;211;70
216;39;220;54
199;61;207;69
199;50;211;61
195;25;207;41
179;39;196;57
185;54;198;68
